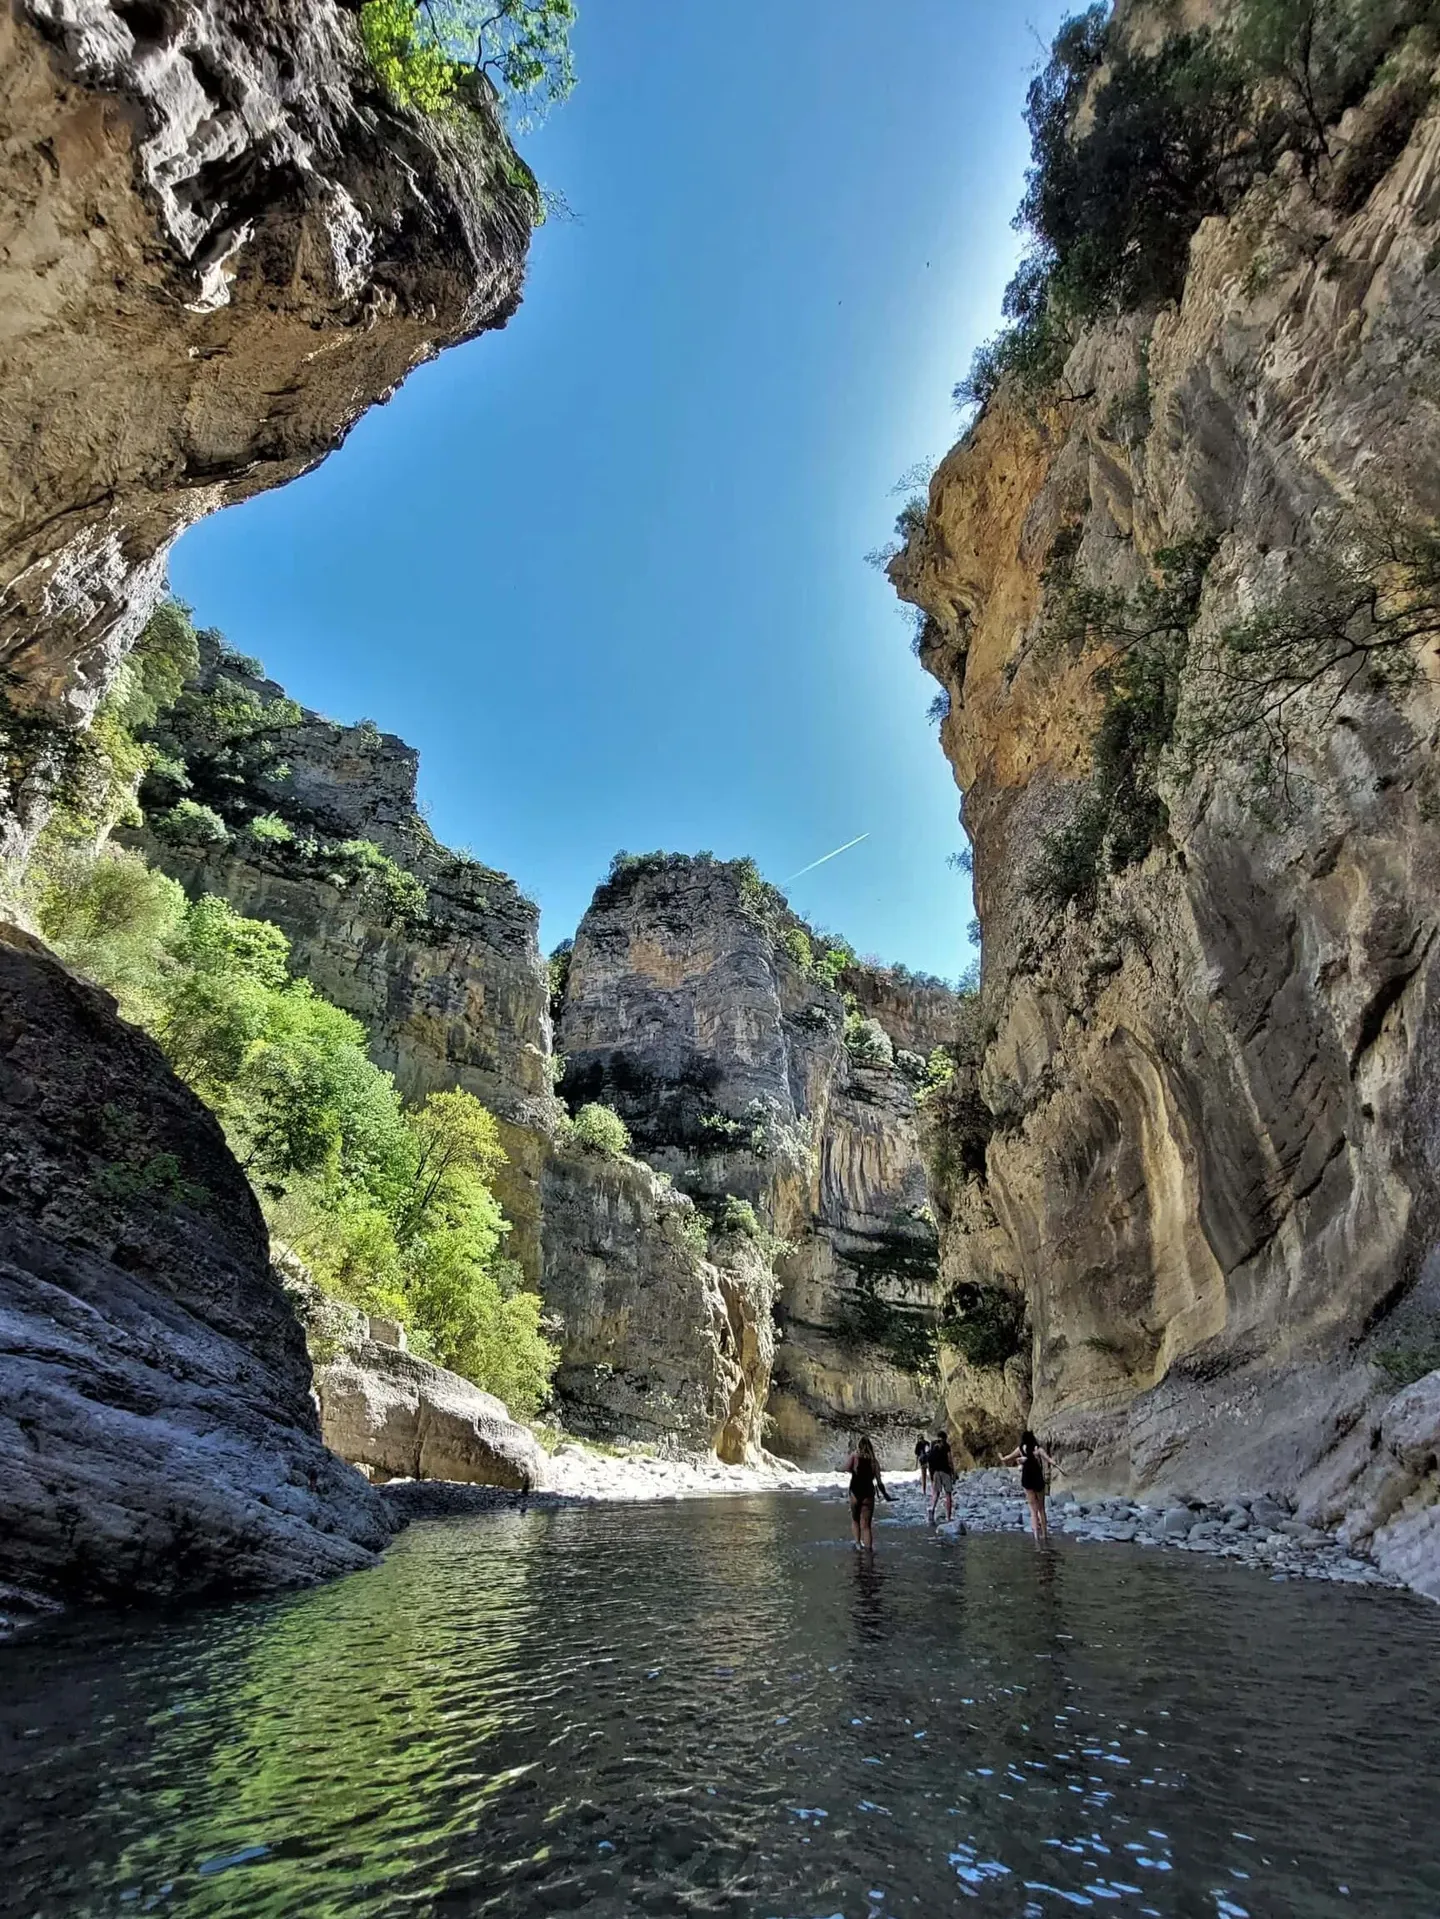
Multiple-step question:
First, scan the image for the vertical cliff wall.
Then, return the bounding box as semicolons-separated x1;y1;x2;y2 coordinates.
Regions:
0;0;533;758
891;9;1440;1511
127;634;556;1275
556;855;970;1463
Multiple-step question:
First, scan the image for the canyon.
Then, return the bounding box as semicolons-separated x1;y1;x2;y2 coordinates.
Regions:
4;0;1440;1623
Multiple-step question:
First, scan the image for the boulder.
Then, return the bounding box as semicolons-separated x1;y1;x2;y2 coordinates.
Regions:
316;1339;548;1492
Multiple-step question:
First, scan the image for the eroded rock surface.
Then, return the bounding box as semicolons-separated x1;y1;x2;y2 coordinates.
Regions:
315;1336;548;1491
0;0;533;746
891;18;1440;1564
0;922;392;1626
540;1139;775;1462
556;857;969;1463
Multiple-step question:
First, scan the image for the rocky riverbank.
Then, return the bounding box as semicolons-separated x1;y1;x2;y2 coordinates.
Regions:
873;1471;1400;1589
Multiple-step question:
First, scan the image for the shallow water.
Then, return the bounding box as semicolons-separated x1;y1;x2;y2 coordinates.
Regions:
3;1494;1439;1918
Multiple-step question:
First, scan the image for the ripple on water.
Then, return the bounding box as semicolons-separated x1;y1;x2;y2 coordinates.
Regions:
1;1498;1439;1917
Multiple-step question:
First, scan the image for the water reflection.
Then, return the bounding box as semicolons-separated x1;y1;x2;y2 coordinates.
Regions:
2;1497;1439;1917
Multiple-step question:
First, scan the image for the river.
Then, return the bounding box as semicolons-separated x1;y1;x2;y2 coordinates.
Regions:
3;1493;1438;1916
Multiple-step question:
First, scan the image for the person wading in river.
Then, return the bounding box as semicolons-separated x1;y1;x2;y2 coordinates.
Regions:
843;1434;894;1550
926;1429;956;1525
1001;1429;1058;1540
914;1432;930;1497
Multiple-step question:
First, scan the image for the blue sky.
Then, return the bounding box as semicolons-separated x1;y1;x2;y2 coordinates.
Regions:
170;0;1072;980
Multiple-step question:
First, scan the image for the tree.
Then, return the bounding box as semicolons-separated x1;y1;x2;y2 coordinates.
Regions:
359;0;577;123
1231;0;1421;162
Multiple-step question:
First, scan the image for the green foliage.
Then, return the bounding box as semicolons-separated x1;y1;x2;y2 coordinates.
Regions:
844;1012;895;1067
153;798;230;845
216;645;264;680
958;9;1258;411
1374;1341;1440;1387
28;845;186;1012
548;939;573;1018
328;838;430;927
114;602;203;737
360;0;458;111
359;0;577;125
570;1101;631;1158
1031;539;1217;912
1232;0;1429;162
34;845;554;1412
894;496;928;544
940;1281;1027;1370
677;1206;710;1257
247;812;294;846
921;1046;956;1093
781;925;814;972
715;1195;761;1240
812;939;853;990
1178;510;1440;806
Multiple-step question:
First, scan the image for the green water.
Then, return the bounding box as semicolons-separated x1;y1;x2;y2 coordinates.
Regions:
3;1493;1438;1916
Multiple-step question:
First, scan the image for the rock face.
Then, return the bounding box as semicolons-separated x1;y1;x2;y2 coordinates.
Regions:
0;922;392;1623
891;14;1440;1551
129;635;556;1274
540;1139;776;1461
556;856;968;1463
315;1335;548;1492
0;0;532;749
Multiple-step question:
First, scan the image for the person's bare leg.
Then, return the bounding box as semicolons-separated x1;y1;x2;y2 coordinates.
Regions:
863;1505;875;1549
1038;1495;1048;1541
945;1485;954;1522
851;1500;862;1547
1026;1491;1044;1540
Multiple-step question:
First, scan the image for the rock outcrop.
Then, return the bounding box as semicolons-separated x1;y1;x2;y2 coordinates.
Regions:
315;1333;548;1491
0;0;533;770
555;855;968;1463
128;634;556;1273
540;1138;775;1461
890;3;1440;1560
0;922;392;1626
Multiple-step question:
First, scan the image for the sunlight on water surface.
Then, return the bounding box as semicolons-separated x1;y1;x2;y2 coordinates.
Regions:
2;1494;1438;1917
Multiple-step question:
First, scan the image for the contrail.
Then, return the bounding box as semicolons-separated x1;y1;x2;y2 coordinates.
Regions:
785;834;869;883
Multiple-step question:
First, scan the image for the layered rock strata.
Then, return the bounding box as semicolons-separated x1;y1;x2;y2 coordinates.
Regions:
891;16;1440;1548
129;635;556;1275
0;922;392;1625
556;856;969;1464
0;0;532;770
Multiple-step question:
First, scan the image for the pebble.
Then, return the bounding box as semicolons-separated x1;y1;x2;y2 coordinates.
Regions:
879;1473;1399;1588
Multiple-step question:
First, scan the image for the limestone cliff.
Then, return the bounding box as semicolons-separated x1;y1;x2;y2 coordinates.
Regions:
555;855;969;1464
0;922;392;1628
127;633;556;1274
540;1140;776;1462
0;0;532;764
891;5;1440;1517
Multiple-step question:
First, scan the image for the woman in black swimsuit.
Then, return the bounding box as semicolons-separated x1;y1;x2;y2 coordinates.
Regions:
1000;1429;1057;1540
843;1434;893;1550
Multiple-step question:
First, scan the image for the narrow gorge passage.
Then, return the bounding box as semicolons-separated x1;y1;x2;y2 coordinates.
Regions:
5;0;1440;1913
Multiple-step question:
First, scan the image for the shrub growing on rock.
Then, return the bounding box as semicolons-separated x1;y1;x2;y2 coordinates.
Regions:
571;1101;631;1157
154;798;230;845
844;1012;895;1067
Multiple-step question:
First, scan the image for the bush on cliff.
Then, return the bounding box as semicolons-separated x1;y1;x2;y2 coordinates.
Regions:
955;0;1430;415
570;1102;631;1157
